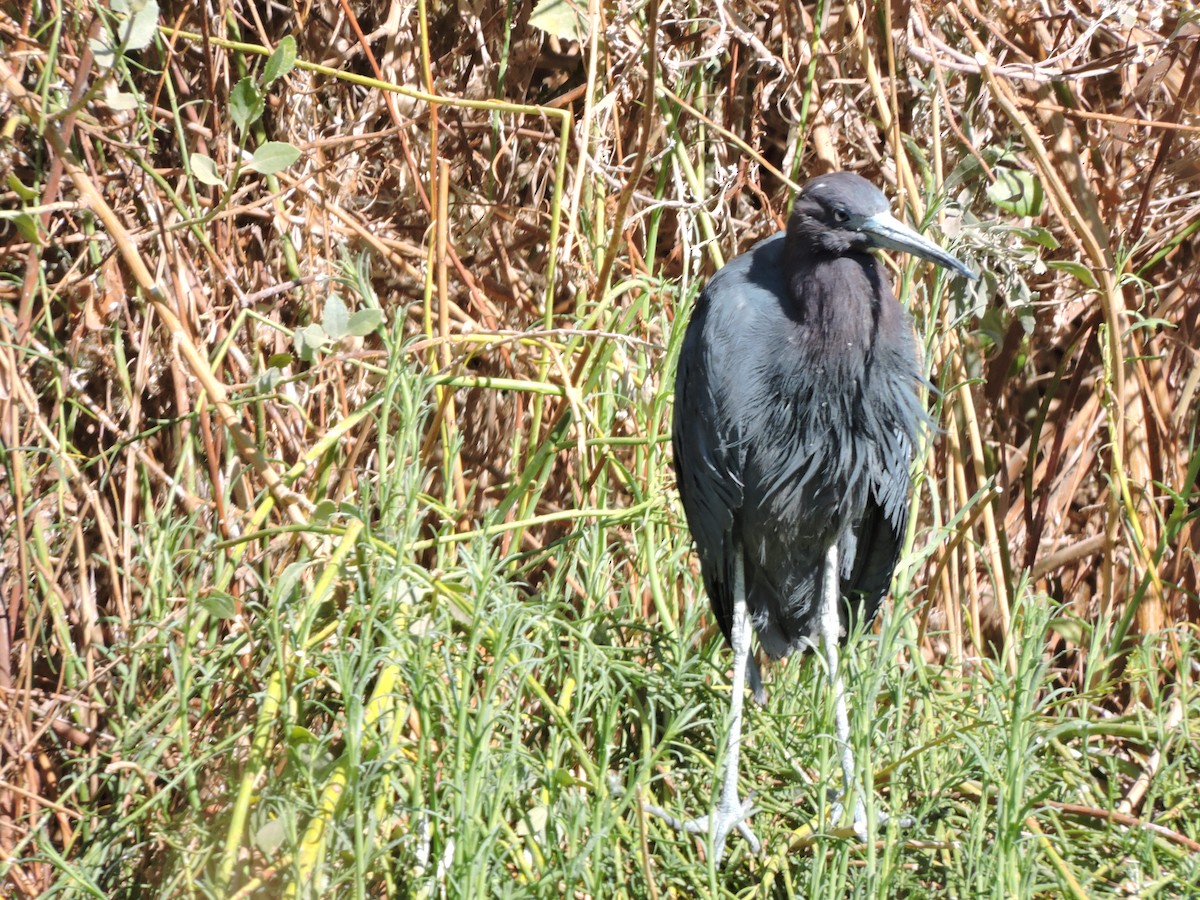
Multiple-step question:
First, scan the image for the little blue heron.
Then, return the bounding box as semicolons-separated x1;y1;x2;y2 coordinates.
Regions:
647;172;976;860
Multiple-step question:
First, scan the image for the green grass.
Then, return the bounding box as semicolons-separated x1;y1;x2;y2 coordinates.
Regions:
24;344;1197;897
5;2;1199;897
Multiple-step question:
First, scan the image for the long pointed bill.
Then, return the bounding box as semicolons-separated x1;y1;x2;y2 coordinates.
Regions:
860;211;979;282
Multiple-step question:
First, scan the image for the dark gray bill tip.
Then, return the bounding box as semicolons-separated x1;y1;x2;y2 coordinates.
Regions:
942;255;980;283
860;211;979;282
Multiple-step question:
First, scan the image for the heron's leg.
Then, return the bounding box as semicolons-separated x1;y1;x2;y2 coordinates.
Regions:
710;553;761;855
645;552;761;862
820;542;868;840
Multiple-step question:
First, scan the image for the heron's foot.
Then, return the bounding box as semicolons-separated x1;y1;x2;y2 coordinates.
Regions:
829;794;869;840
828;793;915;840
644;794;761;861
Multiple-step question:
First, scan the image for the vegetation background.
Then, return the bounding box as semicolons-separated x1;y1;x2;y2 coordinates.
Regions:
1;0;1198;896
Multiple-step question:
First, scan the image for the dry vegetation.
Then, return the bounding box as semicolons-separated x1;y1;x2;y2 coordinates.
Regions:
1;0;1198;895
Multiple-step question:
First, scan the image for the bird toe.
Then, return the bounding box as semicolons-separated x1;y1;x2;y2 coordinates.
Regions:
645;796;759;863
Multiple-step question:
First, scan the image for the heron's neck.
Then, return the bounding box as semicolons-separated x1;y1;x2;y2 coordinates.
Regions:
784;236;881;311
781;239;887;364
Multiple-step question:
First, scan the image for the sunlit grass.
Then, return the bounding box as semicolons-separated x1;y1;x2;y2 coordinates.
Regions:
5;0;1199;897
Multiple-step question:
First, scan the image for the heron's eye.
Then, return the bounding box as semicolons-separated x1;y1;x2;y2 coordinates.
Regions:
832;208;850;224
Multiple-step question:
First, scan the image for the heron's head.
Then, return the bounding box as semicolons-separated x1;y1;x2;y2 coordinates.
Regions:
788;172;977;281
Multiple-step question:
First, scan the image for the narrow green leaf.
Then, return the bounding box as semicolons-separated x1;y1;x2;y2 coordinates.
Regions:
255;368;281;392
7;174;39;202
230;78;264;133
295;323;327;361
121;0;160;50
347;308;385;337
322;295;350;339
1046;259;1098;289
90;37;118;70
263;35;297;84
96;0;160;67
103;84;140;111
12;212;41;245
198;593;238;620
190;153;225;187
301;323;328;347
245;141;301;175
1014;225;1060;251
287;725;320;745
